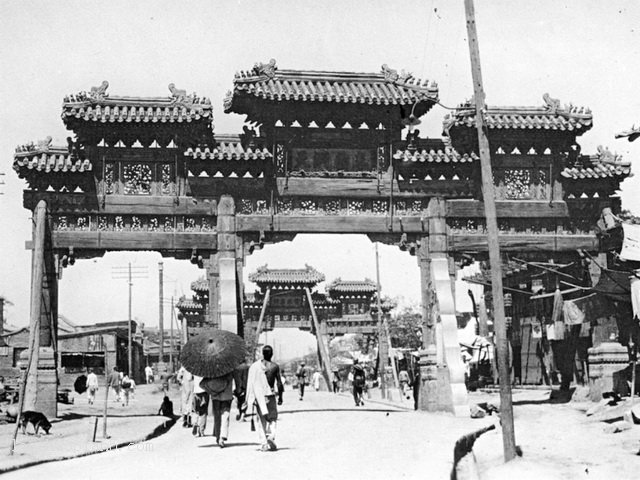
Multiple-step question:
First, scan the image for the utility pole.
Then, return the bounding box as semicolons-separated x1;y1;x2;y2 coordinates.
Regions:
464;0;516;461
158;262;165;372
169;296;174;371
375;243;388;399
112;264;148;378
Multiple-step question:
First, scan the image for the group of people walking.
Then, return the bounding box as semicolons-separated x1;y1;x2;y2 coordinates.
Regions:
83;367;135;406
174;345;284;452
107;367;135;406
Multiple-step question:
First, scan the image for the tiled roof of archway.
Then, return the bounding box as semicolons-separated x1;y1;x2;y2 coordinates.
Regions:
62;81;212;124
190;277;209;293
185;135;272;161
248;264;325;285
327;279;377;294
561;147;632;180
225;60;438;113
176;298;204;311
13;139;92;176
394;140;477;164
443;94;593;134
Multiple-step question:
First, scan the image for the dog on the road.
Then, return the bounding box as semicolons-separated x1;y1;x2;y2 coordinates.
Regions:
20;411;52;435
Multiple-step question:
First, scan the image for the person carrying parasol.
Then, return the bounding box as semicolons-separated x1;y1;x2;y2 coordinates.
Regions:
180;329;248;443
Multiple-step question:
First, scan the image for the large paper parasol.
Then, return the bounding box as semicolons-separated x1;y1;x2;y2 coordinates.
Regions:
180;329;247;377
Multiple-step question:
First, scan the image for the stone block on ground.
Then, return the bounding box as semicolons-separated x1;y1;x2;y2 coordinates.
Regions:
470;404;486;419
585;399;608;416
603;420;633;434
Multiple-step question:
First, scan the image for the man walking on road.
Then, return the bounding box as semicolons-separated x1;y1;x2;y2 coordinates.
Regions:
312;369;322;391
201;372;234;448
296;362;307;401
246;345;284;451
108;367;122;403
176;365;194;428
145;365;154;384
86;369;99;404
352;360;366;406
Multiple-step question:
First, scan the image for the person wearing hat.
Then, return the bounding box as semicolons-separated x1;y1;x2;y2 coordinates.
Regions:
295;362;307;401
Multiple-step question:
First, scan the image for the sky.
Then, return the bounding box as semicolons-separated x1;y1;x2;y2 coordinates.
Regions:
1;1;640;359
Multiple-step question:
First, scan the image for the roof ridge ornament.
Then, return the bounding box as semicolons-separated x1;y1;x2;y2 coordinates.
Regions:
251;59;277;79
381;64;413;85
37;136;53;152
596;145;624;165
89;81;109;101
542;93;561;114
168;82;191;106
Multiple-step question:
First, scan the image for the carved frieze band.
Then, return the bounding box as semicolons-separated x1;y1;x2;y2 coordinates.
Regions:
237;198;428;216
447;218;595;235
52;214;215;233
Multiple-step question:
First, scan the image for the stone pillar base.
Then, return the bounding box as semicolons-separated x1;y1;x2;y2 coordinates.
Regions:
19;347;57;418
587;342;629;401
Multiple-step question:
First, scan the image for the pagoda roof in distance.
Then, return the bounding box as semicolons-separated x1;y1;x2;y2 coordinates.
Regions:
185;134;272;161
62;81;213;125
443;93;593;135
13;137;92;176
190;277;209;293
248;264;325;286
561;146;632;180
176;297;204;311
327;278;377;294
224;59;439;115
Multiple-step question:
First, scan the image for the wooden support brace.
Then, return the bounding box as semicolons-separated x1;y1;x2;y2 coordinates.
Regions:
254;288;271;350
304;287;333;390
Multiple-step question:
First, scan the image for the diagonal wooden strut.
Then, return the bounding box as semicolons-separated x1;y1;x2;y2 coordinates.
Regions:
304;287;333;390
254;287;271;351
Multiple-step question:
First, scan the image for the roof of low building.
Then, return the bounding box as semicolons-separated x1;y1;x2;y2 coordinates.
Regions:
13;138;92;176
185;134;272;161
62;81;212;125
327;279;378;294
224;60;438;116
443;94;593;135
248;264;325;285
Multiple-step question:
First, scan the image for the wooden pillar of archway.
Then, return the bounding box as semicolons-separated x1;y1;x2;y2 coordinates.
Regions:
22;200;58;418
417;197;468;416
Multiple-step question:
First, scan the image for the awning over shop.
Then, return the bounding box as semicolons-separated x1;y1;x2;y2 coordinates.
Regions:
593;269;631;302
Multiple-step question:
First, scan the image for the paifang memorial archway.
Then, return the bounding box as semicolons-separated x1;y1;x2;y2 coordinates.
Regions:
13;60;630;417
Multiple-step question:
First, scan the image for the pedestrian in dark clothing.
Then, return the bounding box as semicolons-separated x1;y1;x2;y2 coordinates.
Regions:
412;370;421;410
296;362;307;401
352;360;366;406
232;363;250;421
201;373;234;448
158;396;175;418
332;371;340;393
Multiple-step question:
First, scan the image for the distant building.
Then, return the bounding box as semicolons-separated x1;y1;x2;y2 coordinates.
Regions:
0;318;144;386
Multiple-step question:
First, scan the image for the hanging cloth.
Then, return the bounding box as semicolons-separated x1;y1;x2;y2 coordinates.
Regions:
551;288;564;324
631;275;640;319
620;224;640;261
